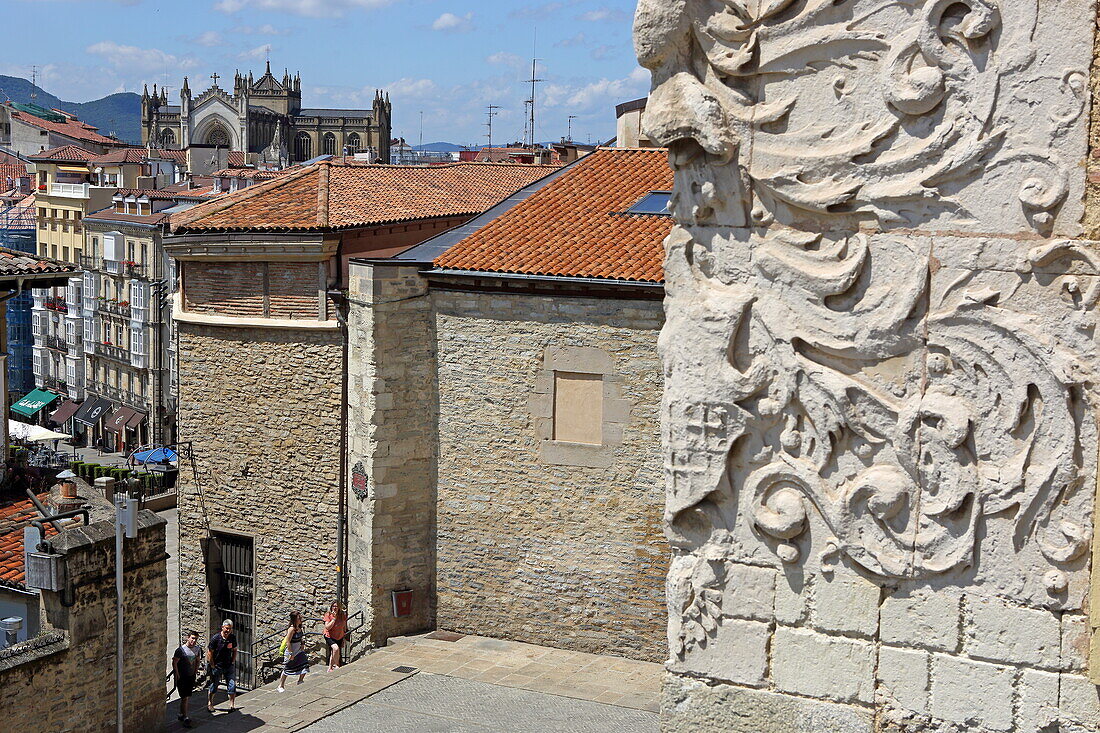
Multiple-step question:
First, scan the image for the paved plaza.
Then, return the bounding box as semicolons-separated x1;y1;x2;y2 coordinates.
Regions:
164;632;661;732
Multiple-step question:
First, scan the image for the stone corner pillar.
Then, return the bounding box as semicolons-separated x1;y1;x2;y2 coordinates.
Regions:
345;260;437;648
635;0;1100;729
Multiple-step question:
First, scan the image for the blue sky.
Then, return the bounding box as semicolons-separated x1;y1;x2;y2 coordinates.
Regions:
3;0;648;146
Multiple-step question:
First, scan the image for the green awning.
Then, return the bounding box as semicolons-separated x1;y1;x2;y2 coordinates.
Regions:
11;389;61;417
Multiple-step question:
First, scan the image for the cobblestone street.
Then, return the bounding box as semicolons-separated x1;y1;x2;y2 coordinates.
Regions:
164;633;661;732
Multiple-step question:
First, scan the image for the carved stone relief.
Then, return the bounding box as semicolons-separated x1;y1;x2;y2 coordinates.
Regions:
635;0;1099;686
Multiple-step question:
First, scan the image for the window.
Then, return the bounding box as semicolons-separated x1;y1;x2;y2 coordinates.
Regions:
206;124;231;148
62;246;69;262
295;132;312;161
346;132;361;154
83;317;95;345
131;327;145;356
626;191;672;216
160;128;176;147
553;372;603;445
75;211;81;220
322;132;337;156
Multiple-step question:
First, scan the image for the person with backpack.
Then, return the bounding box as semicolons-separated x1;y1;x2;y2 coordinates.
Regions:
172;631;201;727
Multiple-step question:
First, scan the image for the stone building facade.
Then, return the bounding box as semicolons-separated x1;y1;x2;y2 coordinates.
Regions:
141;64;392;164
345;147;674;660
634;0;1100;729
0;511;167;732
166;159;557;685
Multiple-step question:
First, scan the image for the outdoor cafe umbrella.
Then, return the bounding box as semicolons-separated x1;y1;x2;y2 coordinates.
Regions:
131;447;177;464
8;420;71;443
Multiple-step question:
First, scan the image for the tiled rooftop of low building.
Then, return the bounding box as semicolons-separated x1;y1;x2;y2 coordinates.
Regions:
28;144;97;163
9;106;124;147
90;147;151;165
173;160;560;233
0;493;56;588
0;247;79;277
432;147;672;283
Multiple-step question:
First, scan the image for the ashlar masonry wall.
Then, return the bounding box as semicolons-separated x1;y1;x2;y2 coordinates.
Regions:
432;289;667;662
0;512;167;732
176;322;343;664
636;0;1100;729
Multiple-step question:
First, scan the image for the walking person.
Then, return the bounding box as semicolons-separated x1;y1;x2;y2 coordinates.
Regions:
323;601;348;671
276;611;310;692
172;631;201;727
206;619;238;713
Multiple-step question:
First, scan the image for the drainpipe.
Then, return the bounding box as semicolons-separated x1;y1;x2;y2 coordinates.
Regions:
327;289;350;606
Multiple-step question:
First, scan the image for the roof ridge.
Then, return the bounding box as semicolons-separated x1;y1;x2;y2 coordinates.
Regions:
316;161;330;228
172;163;317;231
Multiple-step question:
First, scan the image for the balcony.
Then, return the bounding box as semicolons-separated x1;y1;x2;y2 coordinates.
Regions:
79;254;101;271
42;376;68;393
99;300;131;318
42;335;68;352
49;182;90;198
93;341;130;363
87;381;151;412
104;259;150;280
44;296;67;314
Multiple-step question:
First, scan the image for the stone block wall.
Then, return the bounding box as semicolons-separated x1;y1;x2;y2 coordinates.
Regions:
636;0;1100;727
346;262;437;644
0;511;167;732
176;322;343;664
432;290;667;662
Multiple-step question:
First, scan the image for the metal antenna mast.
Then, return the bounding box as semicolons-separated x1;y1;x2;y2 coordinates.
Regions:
30;66;38;100
486;104;500;151
526;58;543;149
567;115;577;143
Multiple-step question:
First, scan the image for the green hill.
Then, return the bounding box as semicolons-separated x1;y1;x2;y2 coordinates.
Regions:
0;75;141;145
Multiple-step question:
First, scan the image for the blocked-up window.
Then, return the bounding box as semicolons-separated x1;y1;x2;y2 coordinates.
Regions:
553;372;603;445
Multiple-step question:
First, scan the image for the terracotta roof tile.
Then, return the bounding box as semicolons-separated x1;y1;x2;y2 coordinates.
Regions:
90;147;150;165
0;494;56;587
0;247;79;277
9;107;124;147
173;161;560;233
434;148;672;283
0;163;28;184
28;145;97;163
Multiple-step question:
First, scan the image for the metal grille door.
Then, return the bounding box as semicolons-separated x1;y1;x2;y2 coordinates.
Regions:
211;533;255;689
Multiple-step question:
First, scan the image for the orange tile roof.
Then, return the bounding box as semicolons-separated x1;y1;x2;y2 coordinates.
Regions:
433;148;672;283
0;163;28;185
173;160;560;233
10;107;124;147
28;144;97;163
0;494;56;587
90;147;150;165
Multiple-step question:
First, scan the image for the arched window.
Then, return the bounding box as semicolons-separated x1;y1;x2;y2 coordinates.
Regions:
159;128;176;147
205;123;231;148
346;132;361;154
295;132;312;161
322;132;337;156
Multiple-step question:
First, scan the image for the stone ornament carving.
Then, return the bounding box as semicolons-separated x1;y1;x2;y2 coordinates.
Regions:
636;0;1098;633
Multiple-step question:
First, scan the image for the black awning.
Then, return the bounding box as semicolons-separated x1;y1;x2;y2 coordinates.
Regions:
72;397;114;426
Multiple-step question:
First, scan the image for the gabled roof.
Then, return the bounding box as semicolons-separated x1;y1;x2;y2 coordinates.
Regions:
8;105;124;147
0;247;78;277
90;148;149;165
431;148;672;283
209;167;281;180
173;160;561;233
154;149;246;168
28;145;96;163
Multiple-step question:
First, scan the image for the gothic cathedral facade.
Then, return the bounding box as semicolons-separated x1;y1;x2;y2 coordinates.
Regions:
140;63;392;165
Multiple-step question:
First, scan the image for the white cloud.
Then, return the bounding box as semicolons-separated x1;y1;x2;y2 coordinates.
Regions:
542;67;649;113
486;51;523;68
508;2;564;20
555;32;587;48
431;12;473;32
387;77;439;99
85;41;198;73
238;44;274;60
578;7;626;22
214;0;393;18
192;31;224;47
231;23;288;35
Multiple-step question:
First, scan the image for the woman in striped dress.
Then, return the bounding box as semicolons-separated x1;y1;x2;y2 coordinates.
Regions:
277;611;310;691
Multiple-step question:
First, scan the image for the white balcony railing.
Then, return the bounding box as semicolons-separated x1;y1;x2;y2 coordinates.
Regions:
49;182;90;198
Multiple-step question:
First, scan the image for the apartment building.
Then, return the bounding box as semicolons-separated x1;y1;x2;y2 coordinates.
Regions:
27;144;195;450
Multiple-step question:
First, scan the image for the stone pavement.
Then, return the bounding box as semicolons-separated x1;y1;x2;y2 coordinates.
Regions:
163;632;662;732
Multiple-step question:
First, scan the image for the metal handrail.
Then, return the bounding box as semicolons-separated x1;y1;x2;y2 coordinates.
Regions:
250;610;364;666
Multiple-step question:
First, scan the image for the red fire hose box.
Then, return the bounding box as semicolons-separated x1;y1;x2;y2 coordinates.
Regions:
392;589;413;618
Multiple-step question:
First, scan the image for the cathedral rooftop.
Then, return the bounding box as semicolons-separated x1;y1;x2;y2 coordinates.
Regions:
171;160;561;234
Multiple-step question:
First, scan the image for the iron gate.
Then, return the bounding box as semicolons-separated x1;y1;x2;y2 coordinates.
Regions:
209;533;255;690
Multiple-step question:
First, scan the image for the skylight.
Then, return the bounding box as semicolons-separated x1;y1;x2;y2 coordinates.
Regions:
626;191;671;216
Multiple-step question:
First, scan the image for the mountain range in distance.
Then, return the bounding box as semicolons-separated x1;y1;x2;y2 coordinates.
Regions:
0;75;141;145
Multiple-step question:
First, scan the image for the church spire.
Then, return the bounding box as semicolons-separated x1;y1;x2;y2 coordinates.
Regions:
265;59;272;76
182;76;190;95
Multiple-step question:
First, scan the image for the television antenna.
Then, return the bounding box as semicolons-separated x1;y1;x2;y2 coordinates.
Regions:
524;59;543;149
30;66;38;101
485;104;500;151
567;115;577;143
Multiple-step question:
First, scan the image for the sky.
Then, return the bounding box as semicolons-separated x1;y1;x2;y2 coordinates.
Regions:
2;0;649;147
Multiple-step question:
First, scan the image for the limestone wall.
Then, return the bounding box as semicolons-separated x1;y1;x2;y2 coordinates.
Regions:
176;322;343;668
0;512;167;732
346;262;437;644
636;0;1100;728
432;289;667;661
